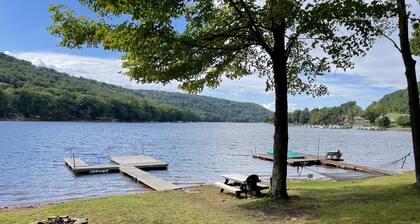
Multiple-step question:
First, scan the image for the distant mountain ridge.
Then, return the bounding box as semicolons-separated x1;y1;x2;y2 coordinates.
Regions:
0;53;272;122
367;83;420;114
136;90;273;122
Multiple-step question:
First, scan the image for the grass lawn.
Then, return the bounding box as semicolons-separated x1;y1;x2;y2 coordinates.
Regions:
388;126;411;131
382;113;411;131
1;172;420;224
386;113;404;122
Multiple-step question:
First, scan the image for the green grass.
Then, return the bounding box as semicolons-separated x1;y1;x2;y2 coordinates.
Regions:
388;126;411;131
384;113;411;131
1;173;420;224
386;113;404;122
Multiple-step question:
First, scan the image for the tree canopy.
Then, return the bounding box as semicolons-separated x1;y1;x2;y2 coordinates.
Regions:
49;0;387;95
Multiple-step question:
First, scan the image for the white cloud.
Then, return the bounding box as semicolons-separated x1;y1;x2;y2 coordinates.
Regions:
3;51;16;57
8;51;182;91
262;102;275;111
288;103;298;112
350;38;420;90
262;102;298;112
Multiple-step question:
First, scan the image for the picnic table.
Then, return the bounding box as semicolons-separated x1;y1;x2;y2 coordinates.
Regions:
215;174;269;198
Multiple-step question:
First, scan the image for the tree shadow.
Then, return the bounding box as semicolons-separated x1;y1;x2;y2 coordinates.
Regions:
234;181;420;223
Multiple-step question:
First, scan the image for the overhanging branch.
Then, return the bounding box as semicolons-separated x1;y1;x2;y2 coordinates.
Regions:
178;39;253;51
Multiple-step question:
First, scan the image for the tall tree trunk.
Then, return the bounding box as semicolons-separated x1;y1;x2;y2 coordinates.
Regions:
270;19;289;199
397;0;420;187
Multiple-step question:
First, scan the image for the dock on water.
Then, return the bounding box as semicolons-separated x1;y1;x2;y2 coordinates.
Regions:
65;155;180;191
64;157;120;173
119;165;179;191
252;153;393;176
110;155;168;170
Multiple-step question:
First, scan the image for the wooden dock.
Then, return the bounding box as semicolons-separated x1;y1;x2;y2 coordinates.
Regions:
119;165;180;191
320;159;393;175
64;157;88;169
110;155;168;170
65;157;120;173
65;155;179;191
252;153;392;176
252;153;321;166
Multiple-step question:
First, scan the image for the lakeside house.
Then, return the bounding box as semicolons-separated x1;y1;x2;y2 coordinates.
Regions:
353;116;371;128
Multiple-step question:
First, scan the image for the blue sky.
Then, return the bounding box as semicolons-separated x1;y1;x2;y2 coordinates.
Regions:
1;0;419;111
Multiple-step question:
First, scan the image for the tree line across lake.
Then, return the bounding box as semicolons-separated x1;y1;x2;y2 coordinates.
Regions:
266;99;412;128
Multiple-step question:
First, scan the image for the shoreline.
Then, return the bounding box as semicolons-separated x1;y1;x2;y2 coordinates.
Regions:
0;184;210;211
0;119;267;124
293;124;411;132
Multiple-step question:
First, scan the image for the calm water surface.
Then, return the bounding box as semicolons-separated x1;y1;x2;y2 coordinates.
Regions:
0;122;414;207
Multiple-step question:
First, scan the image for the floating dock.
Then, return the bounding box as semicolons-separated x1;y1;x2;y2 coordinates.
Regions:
65;155;180;191
110;155;168;170
64;157;120;173
252;153;392;176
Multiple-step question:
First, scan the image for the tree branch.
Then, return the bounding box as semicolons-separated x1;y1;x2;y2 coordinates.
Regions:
225;0;273;54
178;39;253;51
285;33;299;58
382;33;402;53
201;33;257;43
238;0;272;53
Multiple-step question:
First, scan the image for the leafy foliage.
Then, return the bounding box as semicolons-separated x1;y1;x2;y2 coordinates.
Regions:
48;1;388;96
375;116;391;128
0;53;271;122
364;102;386;123
396;115;411;127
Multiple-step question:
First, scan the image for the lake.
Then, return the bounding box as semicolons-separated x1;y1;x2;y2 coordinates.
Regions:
0;122;414;207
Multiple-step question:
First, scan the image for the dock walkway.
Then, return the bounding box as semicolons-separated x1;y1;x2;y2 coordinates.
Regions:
119;165;180;191
252;153;392;176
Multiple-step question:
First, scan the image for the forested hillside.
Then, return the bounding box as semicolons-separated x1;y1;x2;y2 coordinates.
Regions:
0;53;272;122
137;90;273;122
366;83;420;114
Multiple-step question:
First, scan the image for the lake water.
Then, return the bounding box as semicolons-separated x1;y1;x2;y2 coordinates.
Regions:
0;122;415;207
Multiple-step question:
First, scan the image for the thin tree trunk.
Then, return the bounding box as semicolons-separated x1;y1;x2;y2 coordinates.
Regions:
270;19;289;200
2;102;6;119
397;0;420;187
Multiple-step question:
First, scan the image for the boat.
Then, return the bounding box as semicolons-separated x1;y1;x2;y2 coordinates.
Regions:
266;148;305;159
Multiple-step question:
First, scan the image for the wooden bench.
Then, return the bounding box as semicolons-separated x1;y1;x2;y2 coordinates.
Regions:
215;182;242;197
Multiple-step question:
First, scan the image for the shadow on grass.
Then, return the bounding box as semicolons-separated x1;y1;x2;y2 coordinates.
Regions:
234;179;420;223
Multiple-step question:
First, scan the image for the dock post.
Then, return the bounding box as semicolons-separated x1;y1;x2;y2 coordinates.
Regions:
72;153;76;171
317;137;320;161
